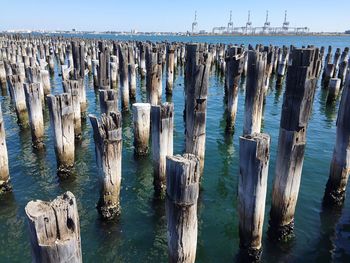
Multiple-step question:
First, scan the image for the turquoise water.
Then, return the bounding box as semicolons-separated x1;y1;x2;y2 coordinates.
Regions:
0;35;350;262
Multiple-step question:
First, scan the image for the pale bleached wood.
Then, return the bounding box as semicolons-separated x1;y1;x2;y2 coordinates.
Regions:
146;45;162;105
99;89;118;115
25;191;82;263
185;43;211;173
151;103;174;194
132;103;151;155
166;154;200;263
239;133;270;261
324;75;350;206
24;83;44;148
166;45;175;94
225;46;244;131
0;103;11;193
243;50;267;135
47;93;75;175
270;48;320;240
40;69;50;95
63;80;82;139
7;74;28;124
90;112;122;219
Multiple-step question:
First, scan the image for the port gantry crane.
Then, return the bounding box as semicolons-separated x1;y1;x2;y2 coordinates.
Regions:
192;11;198;33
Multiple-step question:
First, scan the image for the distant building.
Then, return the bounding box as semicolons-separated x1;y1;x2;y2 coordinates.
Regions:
345;30;350;34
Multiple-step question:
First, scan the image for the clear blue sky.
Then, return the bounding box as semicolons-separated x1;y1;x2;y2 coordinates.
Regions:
0;0;349;32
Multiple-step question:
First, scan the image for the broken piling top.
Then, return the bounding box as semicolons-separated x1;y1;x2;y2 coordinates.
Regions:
282;47;322;131
25;191;82;263
166;154;200;206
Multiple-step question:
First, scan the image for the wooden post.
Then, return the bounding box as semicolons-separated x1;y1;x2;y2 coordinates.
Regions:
0;61;6;89
139;43;147;78
185;43;210;172
225;46;245;131
40;69;51;95
118;44;130;110
327;78;341;102
110;56;118;89
99;89;118;115
238;133;270;261
47;93;75;175
90;112;122;219
92;59;99;88
323;75;350;206
98;41;110;89
63;80;82;139
166;45;175;94
25;191;82;263
146;45;162;105
132;103;151;155
24;83;44;148
166;153;200;263
269;48;320;241
243;50;267;135
128;45;136;100
26;67;44;102
151;103;174;195
0;103;11;193
7;74;28;124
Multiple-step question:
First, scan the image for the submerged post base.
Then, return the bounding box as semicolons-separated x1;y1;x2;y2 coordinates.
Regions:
0;181;12;194
238;247;262;263
98;202;120;220
57;165;74;178
268;219;295;242
323;181;346;208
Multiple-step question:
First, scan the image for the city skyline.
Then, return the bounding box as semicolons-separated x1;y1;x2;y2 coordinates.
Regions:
0;0;349;32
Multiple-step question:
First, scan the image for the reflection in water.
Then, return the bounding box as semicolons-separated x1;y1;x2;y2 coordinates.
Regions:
313;204;343;262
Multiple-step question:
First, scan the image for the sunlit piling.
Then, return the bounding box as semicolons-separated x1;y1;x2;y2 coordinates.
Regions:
132;102;151;155
166;154;200;263
269;48;321;241
90;112;123;219
25;191;82;263
151;103;174;195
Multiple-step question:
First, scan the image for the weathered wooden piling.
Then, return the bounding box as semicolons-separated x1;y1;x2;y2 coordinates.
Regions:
185;43;210;172
132;103;151;155
7;74;28;124
238;133;270;261
0;61;6;89
40;69;50;95
323;75;350;206
99;89;118;114
146;45;162;105
151;103;174;195
90;112;122;219
269;48;320;241
98;41;110;89
25;191;82;263
47;93;75;175
0;104;10;193
63;80;82;139
24;83;44;148
118;44;130;110
139;43;147;78
243;50;267;135
128;45;136;100
225;46;245;131
327;78;341;102
166;154;200;263
166;45;175;94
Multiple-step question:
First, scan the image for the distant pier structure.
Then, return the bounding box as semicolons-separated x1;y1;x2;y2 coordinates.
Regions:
196;10;310;35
